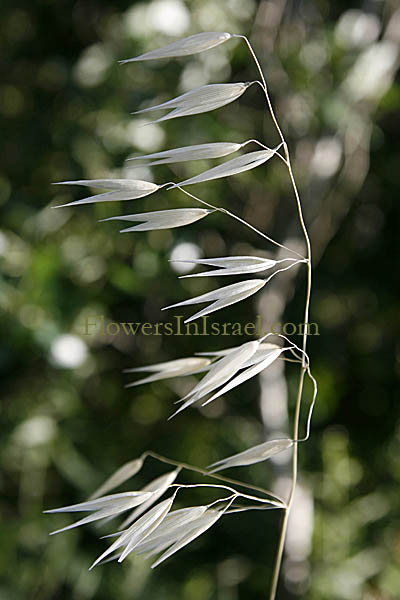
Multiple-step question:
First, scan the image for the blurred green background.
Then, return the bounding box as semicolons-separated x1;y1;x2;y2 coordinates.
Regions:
1;0;399;599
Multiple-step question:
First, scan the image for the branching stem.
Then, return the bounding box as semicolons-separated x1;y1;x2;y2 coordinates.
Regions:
143;450;286;506
173;185;305;260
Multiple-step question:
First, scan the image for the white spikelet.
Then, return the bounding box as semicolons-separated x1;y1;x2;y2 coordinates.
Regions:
202;348;284;406
207;439;293;473
119;469;179;529
163;279;266;322
169;341;259;418
90;496;175;569
127;142;242;166
53;179;161;207
120;32;232;63
240;343;284;368
134;506;208;555
44;491;154;535
197;341;280;359
175;256;278;278
168;148;280;187
100;208;213;232
150;508;223;568
89;458;144;500
124;357;211;388
132;83;254;123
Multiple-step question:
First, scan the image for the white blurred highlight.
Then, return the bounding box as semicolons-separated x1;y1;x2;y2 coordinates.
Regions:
311;137;342;178
286;482;314;561
74;44;112;87
14;416;57;447
127;120;165;152
169;242;202;273
50;334;88;368
148;0;190;36
335;10;380;48
344;41;399;102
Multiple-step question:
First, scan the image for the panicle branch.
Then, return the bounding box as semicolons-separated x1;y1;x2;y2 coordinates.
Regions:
48;29;316;599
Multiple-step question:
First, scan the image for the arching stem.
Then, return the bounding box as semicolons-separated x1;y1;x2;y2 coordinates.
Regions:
239;35;314;599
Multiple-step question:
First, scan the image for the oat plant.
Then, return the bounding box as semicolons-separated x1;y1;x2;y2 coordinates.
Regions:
48;32;318;599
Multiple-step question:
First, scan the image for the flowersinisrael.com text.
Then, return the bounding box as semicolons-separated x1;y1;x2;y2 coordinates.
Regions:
83;315;320;337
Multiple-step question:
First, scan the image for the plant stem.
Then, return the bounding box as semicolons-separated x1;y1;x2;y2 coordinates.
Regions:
268;367;306;599
173;185;304;259
268;266;311;600
241;35;313;599
144;450;286;506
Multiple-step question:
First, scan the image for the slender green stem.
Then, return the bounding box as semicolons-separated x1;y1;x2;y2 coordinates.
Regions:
241;35;314;599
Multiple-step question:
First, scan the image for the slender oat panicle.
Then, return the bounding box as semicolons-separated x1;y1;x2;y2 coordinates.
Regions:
49;29;317;600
